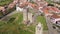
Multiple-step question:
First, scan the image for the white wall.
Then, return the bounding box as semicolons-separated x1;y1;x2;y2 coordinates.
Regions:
16;6;23;12
28;12;33;23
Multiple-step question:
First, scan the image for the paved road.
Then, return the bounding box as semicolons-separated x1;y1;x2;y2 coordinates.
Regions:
45;16;59;34
0;11;20;21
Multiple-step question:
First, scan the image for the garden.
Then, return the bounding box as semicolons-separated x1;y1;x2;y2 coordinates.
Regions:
0;11;48;34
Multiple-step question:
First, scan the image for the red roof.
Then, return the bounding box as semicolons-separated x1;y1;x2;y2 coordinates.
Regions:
51;14;60;19
51;7;60;12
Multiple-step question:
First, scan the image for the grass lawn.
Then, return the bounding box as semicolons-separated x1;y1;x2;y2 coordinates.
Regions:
0;12;35;34
0;0;13;6
0;11;48;34
45;0;53;4
37;16;48;30
45;0;60;4
29;8;48;30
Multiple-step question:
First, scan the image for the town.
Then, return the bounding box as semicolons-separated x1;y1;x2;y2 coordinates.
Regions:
0;0;60;34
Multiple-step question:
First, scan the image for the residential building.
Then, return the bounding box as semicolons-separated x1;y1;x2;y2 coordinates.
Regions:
50;14;60;25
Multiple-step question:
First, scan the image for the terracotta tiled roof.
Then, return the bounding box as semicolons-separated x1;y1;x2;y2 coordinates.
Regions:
42;6;53;15
51;7;60;12
43;9;49;14
29;3;39;9
47;6;60;13
51;14;60;19
8;3;15;9
43;6;60;13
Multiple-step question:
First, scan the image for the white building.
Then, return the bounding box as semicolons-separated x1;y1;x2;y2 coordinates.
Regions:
50;14;60;26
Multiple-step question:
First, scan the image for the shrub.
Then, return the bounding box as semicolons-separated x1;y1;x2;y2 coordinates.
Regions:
0;0;13;6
